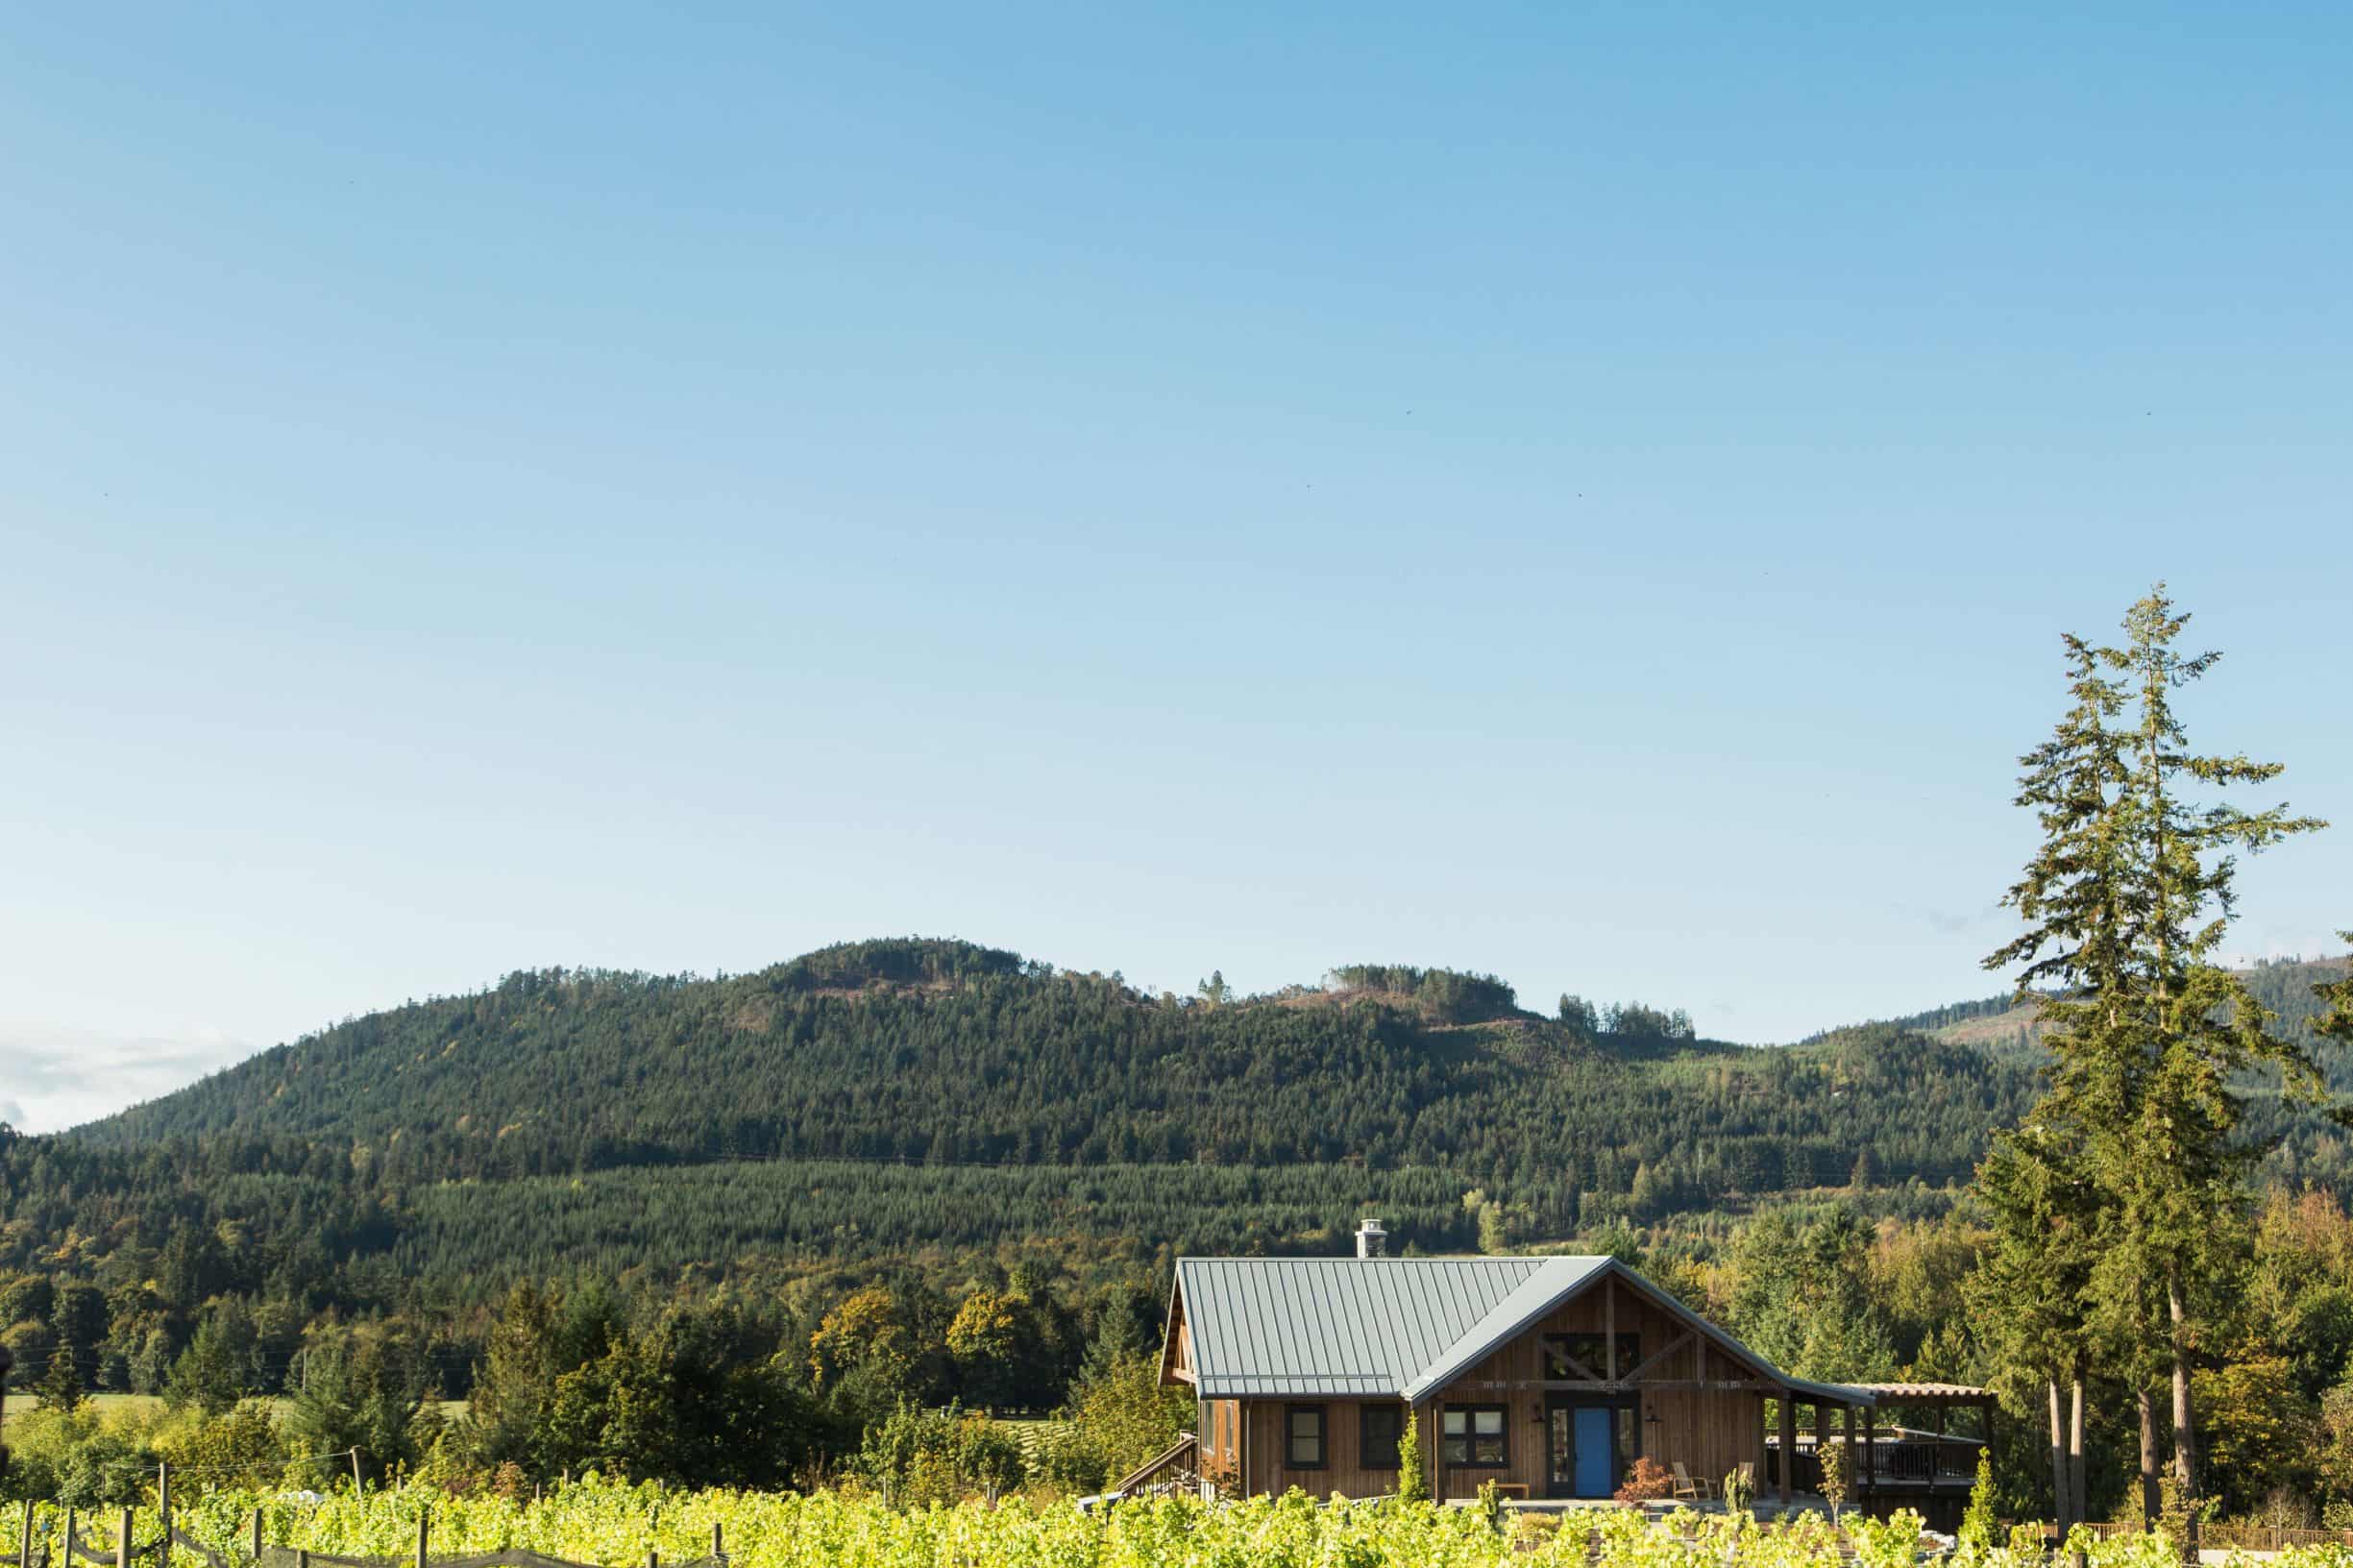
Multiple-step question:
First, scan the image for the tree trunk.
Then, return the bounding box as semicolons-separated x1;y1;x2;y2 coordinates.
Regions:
2049;1379;2071;1532
2139;1384;2161;1527
2070;1373;2089;1530
2169;1273;2198;1549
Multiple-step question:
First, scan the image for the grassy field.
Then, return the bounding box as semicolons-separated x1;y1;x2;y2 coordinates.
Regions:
1;1393;472;1429
0;1391;161;1428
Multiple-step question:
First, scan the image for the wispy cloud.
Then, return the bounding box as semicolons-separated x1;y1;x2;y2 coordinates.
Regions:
0;1022;251;1133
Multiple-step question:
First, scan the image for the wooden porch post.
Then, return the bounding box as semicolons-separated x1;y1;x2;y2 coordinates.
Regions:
1753;1395;1768;1507
1778;1393;1797;1503
1862;1404;1875;1507
1843;1402;1856;1507
1432;1401;1446;1501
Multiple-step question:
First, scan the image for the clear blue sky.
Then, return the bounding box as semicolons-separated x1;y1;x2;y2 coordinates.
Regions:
4;3;2349;1132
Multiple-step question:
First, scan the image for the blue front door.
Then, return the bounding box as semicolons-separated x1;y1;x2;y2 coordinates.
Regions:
1573;1406;1614;1496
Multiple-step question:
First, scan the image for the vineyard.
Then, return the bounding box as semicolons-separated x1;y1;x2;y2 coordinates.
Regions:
14;1482;2341;1568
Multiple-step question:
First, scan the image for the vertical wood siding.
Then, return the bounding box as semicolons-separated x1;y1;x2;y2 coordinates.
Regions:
1233;1280;1773;1501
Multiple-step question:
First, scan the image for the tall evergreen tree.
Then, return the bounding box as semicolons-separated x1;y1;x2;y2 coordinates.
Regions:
1981;588;2332;1528
1969;1126;2097;1530
2097;588;2326;1516
1979;628;2133;1526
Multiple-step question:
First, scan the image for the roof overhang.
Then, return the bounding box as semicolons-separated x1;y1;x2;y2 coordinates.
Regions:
1399;1257;1880;1408
1170;1253;1881;1409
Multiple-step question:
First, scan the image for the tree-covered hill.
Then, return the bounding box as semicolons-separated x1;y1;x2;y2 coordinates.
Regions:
11;937;2349;1309
73;939;2008;1195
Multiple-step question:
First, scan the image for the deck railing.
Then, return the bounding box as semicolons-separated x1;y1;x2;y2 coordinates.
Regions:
1771;1435;1983;1493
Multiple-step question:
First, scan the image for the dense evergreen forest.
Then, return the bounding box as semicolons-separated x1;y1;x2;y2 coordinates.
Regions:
4;937;2350;1510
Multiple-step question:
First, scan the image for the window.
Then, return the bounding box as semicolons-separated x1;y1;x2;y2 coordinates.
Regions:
1287;1404;1327;1469
1546;1333;1643;1380
1360;1404;1403;1470
1441;1404;1508;1467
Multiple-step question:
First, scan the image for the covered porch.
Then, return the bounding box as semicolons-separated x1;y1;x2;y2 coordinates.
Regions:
1764;1382;1994;1531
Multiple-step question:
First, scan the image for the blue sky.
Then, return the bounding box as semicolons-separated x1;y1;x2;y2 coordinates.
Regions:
4;3;2349;1132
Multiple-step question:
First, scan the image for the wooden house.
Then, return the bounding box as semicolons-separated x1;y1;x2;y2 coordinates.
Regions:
1157;1223;1895;1506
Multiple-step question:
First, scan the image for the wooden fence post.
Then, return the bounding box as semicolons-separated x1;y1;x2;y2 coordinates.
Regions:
159;1461;170;1568
414;1511;428;1568
19;1501;34;1568
250;1510;263;1564
61;1509;75;1568
710;1525;722;1560
115;1510;131;1568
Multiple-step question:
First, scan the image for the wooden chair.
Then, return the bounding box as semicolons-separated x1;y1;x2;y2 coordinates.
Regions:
1672;1462;1713;1502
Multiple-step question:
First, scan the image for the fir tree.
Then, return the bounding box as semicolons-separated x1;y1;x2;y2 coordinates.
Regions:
1980;587;2332;1531
2096;588;2327;1521
39;1334;85;1414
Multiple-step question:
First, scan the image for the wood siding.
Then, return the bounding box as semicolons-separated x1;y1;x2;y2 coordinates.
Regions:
1240;1397;1408;1498
1231;1276;1773;1502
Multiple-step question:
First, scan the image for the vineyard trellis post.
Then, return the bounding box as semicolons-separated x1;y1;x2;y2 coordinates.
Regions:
250;1512;263;1564
414;1509;428;1568
19;1500;34;1568
158;1462;170;1568
114;1510;130;1568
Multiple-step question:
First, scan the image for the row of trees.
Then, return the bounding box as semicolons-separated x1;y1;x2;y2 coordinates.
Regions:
1;1260;1187;1505
1970;588;2353;1536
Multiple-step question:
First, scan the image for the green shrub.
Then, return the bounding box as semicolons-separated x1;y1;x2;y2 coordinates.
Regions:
1958;1449;1998;1550
1396;1411;1428;1503
857;1403;1027;1506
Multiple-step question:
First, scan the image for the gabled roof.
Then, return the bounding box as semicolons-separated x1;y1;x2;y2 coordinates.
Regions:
1398;1256;1611;1401
1174;1254;1879;1407
1175;1256;1547;1398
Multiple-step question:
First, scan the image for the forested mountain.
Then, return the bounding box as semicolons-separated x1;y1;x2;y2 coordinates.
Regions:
74;938;2009;1194
6;935;2350;1465
20;940;2350;1293
25;940;2353;1293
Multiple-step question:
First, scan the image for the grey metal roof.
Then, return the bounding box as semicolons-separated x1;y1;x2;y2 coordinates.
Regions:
1176;1256;1546;1398
1176;1254;1882;1407
1398;1256;1609;1401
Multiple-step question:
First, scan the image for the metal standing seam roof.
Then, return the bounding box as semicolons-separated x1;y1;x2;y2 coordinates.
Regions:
1175;1254;1881;1407
1177;1256;1547;1398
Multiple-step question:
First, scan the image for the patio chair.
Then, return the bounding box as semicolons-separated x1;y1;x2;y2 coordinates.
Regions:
1671;1462;1712;1502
